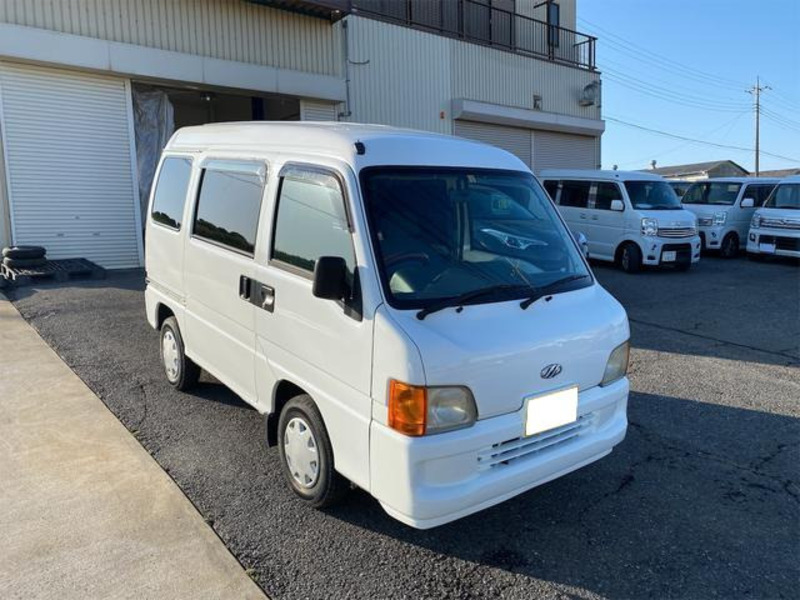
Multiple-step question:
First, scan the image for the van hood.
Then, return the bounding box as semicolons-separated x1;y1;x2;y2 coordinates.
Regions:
388;283;629;419
638;208;698;227
756;207;800;222
681;204;732;218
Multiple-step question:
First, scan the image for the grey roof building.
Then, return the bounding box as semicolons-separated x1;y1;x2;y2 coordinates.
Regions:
646;160;749;181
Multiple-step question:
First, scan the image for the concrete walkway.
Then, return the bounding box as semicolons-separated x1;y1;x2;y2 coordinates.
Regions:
0;294;265;600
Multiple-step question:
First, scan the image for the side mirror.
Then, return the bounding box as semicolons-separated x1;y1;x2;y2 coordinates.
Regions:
574;231;589;258
741;197;755;208
610;199;625;212
312;256;348;301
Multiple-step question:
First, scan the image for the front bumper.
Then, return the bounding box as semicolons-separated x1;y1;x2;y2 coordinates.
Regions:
747;228;800;258
369;378;629;529
698;226;728;249
640;235;701;266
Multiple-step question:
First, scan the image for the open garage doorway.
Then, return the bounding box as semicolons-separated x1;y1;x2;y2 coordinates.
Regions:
131;82;301;229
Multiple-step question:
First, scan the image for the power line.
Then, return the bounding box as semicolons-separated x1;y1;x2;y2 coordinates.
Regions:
602;70;751;112
578;17;748;90
604;115;800;164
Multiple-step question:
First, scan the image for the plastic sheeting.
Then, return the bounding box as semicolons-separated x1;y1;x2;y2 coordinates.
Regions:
132;86;174;227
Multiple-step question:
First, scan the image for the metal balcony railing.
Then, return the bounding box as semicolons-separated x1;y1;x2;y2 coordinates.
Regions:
350;0;597;70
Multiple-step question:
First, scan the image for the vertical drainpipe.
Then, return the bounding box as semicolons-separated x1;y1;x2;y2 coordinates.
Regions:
338;18;352;120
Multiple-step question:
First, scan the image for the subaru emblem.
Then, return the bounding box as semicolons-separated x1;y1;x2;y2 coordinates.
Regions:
540;364;562;379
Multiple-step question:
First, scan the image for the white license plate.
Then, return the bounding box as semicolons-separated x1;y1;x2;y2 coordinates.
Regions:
759;242;776;254
662;250;677;262
524;386;578;437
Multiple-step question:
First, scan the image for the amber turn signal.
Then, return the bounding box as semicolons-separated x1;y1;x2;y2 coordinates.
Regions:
388;380;427;436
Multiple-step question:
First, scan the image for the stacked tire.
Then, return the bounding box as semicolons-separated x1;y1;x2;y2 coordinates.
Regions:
2;246;47;269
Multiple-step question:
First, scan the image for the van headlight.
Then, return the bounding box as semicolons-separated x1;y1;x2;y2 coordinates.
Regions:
641;218;658;236
713;212;727;225
601;341;630;386
388;381;477;436
751;214;762;229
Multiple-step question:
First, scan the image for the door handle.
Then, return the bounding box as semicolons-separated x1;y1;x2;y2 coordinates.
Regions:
259;284;275;313
239;275;252;300
579;213;587;219
591;215;598;220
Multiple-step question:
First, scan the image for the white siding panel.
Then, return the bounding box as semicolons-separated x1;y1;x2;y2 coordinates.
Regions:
0;62;141;268
0;0;341;77
451;42;600;120
346;17;451;134
454;120;532;166
300;99;338;121
532;130;598;172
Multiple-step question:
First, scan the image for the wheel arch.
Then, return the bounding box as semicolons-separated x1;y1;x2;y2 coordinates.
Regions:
266;380;308;447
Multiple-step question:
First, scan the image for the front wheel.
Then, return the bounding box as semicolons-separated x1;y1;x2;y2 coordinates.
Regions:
619;243;642;273
277;394;349;508
720;233;739;258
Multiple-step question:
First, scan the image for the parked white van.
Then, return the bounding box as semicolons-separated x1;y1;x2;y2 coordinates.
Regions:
747;175;800;259
145;123;630;529
681;177;779;258
541;170;701;273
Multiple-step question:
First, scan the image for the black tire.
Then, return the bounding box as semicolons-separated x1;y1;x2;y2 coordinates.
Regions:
2;245;46;260
277;394;349;508
719;233;739;258
3;256;47;269
159;316;200;391
619;243;642;273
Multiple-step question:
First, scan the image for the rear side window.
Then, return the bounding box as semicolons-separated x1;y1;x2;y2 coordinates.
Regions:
193;160;266;255
594;182;623;210
151;157;192;229
543;180;559;200
559;181;591;208
743;184;776;206
271;167;354;275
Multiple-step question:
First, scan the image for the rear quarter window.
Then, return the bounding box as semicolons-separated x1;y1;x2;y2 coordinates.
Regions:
151;157;193;229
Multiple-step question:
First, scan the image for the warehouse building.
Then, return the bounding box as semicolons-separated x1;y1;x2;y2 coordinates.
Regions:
0;0;603;268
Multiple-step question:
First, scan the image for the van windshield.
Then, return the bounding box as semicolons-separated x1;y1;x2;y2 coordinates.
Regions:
624;180;682;210
765;184;800;209
360;167;592;310
682;182;742;206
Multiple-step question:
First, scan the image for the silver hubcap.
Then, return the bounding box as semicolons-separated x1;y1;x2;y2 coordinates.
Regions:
283;417;319;488
162;330;180;382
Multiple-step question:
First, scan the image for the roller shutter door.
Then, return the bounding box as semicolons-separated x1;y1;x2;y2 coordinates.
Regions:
533;131;597;172
300;99;338;121
454;120;532;167
0;62;142;268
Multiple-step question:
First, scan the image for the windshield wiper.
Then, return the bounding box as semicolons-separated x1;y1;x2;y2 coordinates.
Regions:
519;274;589;310
416;284;531;320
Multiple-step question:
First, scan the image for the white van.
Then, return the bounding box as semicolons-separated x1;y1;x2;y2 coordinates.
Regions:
541;170;701;273
747;175;800;259
145;123;630;529
681;177;779;258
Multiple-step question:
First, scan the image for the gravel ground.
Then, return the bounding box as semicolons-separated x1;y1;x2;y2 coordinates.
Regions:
8;255;800;600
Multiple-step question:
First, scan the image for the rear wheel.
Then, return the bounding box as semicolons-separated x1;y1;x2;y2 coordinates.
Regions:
159;316;200;391
720;233;739;258
277;394;349;508
619;243;642;273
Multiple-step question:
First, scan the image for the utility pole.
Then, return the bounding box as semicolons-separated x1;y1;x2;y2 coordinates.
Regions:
746;77;771;176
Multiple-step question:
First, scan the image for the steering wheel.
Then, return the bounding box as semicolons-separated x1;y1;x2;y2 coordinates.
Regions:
384;252;431;269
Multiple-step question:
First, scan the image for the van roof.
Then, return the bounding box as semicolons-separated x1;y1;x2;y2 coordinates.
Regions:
680;177;783;185
165;121;528;172
781;175;800;183
538;169;666;182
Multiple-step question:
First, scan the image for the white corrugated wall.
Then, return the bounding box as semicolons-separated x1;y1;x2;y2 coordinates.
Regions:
0;0;341;77
454;121;532;166
0;62;142;268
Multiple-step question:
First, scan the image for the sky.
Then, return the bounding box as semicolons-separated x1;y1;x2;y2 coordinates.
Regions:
579;0;800;173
